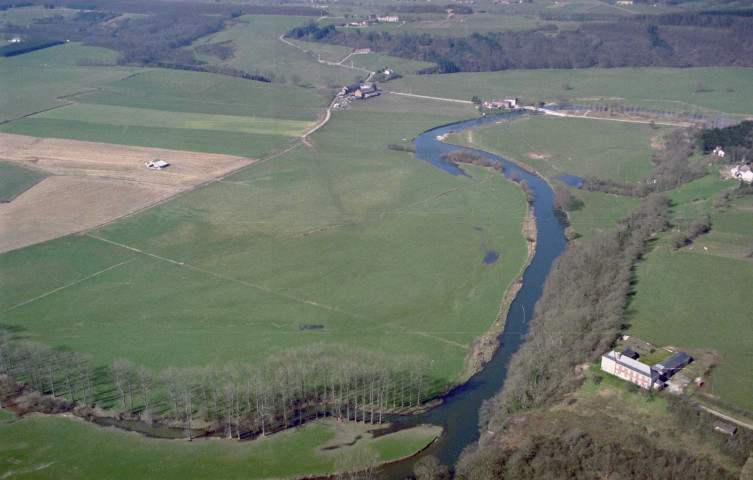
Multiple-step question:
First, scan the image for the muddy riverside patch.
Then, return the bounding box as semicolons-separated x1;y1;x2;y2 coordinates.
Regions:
0;133;256;253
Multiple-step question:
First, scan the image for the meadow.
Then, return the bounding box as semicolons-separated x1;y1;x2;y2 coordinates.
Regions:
1;105;529;383
0;60;333;157
387;68;753;116
0;413;441;480
447;114;666;182
0;43;130;123
190;15;360;88
626;188;753;411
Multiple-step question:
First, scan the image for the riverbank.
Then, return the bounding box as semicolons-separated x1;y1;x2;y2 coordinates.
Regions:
459;208;537;384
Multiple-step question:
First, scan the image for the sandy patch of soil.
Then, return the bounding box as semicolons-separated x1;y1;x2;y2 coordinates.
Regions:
0;133;256;252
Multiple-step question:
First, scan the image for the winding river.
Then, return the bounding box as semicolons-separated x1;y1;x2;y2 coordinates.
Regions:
380;112;568;478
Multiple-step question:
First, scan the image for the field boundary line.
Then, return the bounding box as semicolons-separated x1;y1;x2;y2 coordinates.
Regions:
414;331;468;350
190;222;355;264
383;91;473;105
391;179;480;215
86;234;369;321
86;234;185;266
182;264;370;321
4;257;138;313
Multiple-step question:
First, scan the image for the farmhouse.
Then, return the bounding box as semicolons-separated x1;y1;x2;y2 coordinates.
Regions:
601;350;660;389
145;160;169;169
601;348;692;389
731;164;753;183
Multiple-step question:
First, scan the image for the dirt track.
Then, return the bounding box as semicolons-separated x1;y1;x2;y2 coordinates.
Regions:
0;133;256;253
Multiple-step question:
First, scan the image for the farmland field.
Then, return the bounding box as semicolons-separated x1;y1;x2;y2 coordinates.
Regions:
447;114;666;182
0;65;330;157
450;104;753;413
387;68;753;116
0;105;529;381
190;15;359;88
0;160;47;202
0;133;255;252
626;189;753;411
2;1;753;475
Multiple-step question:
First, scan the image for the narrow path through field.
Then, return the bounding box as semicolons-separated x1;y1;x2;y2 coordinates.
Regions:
85;234;370;323
3;257;138;312
383;91;474;105
389;179;481;216
190;222;355;264
414;331;468;350
696;403;753;432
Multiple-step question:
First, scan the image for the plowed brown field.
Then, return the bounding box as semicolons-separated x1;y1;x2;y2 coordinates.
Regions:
0;133;257;252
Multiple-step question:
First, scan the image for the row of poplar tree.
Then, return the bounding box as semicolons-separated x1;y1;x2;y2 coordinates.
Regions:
0;335;433;438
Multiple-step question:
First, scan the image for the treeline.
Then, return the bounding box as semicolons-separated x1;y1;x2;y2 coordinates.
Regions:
0;334;435;438
669;213;711;250
0;0;325;16
698;120;753;162
0;38;62;57
293;13;753;72
0;0;322;74
582;128;707;197
441;150;504;173
481;194;670;417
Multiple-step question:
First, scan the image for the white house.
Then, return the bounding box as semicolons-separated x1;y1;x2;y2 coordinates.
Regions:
731;164;753;183
601;350;660;389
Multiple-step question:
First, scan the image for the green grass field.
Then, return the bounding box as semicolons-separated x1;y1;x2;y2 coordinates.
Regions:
0;413;441;480
448;114;665;182
387;68;753;115
0;66;333;157
0;105;529;382
0;43;132;122
191;15;361;88
2;4;753;473
626;178;753;411
0;160;47;202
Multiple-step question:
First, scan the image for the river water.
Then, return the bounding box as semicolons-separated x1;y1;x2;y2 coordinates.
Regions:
379;112;568;478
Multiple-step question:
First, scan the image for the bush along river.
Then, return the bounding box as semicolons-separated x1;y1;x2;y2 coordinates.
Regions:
378;111;568;478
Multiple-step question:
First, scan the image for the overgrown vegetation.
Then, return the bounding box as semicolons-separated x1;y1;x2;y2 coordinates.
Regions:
482;194;670;416
669;213;711;250
441;150;504;174
457;429;737;480
582;128;707;197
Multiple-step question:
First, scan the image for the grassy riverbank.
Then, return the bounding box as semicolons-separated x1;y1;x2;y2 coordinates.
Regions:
0;411;441;479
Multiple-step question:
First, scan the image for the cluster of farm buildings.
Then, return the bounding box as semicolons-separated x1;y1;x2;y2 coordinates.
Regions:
714;146;753;183
601;347;691;390
481;97;519;110
332;82;379;109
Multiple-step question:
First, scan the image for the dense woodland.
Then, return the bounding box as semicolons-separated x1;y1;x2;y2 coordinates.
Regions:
290;10;753;72
0;335;434;438
699;120;753;163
